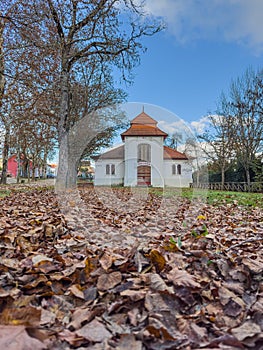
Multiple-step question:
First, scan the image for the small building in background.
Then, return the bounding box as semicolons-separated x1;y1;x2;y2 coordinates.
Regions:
6;154;57;179
77;160;95;180
93;111;192;187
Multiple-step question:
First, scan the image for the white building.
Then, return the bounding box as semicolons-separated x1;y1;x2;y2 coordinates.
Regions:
93;112;192;187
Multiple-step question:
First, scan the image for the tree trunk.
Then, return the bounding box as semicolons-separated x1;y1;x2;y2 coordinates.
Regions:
0;18;7;184
43;150;48;179
1;125;10;184
245;167;251;191
56;65;72;189
56;133;79;191
221;164;225;189
56;66;101;190
0;17;5;108
27;161;30;182
31;164;35;181
16;151;21;183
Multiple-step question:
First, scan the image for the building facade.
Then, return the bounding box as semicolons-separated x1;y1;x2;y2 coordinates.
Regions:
93;112;192;187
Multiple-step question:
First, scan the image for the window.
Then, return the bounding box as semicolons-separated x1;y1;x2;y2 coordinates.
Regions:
106;164;115;175
106;164;110;175
138;144;151;162
172;164;182;175
177;164;181;175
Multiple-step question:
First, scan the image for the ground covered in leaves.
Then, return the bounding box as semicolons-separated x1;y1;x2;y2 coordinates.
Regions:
0;185;262;349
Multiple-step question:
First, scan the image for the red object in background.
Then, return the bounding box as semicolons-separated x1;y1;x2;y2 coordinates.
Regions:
7;154;33;178
7;154;18;177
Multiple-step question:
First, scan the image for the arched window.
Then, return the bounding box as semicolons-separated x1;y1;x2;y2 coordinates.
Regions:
106;164;115;175
138;144;151;162
172;164;176;175
106;164;110;175
177;164;181;175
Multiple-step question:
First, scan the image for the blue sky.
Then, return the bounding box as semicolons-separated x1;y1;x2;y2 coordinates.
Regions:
123;0;263;133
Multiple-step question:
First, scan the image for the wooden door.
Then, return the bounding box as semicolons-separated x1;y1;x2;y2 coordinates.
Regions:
137;165;151;186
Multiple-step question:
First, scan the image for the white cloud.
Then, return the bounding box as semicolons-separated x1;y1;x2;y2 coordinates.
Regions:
142;0;263;53
158;119;196;140
190;116;210;134
158;116;211;138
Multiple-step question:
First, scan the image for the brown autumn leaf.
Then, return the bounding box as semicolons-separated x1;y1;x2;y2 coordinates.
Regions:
40;309;56;326
0;326;45;350
231;321;262;341
167;267;201;288
148;249;166;273
148;273;174;294
218;286;245;317
242;256;263;274
32;255;53;266
205;334;245;348
76;318;111;342
99;252;113;271
0;306;41;326
67;284;85;300
58;329;79;346
116;334;142;350
70;305;105;333
120;289;146;301
97;271;122;291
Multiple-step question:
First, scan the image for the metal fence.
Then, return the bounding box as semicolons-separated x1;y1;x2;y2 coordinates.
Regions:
190;182;263;193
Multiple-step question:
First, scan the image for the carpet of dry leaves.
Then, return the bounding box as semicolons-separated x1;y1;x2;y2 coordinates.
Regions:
0;184;262;350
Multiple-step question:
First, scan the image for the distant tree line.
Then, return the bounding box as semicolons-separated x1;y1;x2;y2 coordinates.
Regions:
199;68;263;187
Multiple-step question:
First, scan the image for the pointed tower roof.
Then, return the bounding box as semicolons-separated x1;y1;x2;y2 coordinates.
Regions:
130;112;158;126
121;111;167;140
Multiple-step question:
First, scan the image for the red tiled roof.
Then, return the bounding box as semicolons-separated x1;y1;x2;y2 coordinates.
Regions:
121;124;167;139
92;145;124;160
131;112;158;126
163;146;188;160
93;145;188;161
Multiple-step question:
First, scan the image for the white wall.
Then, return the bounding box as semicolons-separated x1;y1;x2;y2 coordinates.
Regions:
94;158;124;186
163;160;192;187
124;136;164;187
94;138;193;188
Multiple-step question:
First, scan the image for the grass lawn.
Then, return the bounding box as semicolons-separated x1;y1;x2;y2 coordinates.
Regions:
150;187;263;208
0;189;11;198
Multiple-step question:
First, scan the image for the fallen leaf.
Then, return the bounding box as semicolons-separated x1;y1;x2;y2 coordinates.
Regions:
149;250;166;273
67;284;85;299
97;271;122;291
0;306;41;326
148;273;174;294
167;267;201;288
242;257;263;274
231;321;261;341
116;334;142;350
76;319;111;342
99;252;113;271
32;255;53;266
0;325;45;350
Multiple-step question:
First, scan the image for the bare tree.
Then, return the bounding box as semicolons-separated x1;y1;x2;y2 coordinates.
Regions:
165;132;183;150
184;137;208;186
228;68;263;187
199;110;234;186
0;2;12;184
43;0;163;187
0;0;59;183
2;0;163;188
